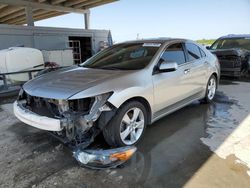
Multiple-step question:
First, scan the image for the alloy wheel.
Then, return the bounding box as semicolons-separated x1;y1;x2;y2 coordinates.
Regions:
119;107;145;145
207;77;216;100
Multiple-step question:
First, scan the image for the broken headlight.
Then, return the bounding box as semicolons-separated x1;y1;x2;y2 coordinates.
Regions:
68;92;113;113
68;98;93;113
17;88;26;100
73;146;137;169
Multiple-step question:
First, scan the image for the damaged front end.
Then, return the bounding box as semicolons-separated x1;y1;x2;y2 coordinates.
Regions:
15;89;116;149
211;49;250;77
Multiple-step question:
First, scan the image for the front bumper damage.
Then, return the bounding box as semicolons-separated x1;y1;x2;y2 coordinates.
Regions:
14;101;62;131
14;89;137;168
14;90;115;148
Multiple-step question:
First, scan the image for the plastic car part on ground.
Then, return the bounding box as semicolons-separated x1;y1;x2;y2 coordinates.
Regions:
73;146;137;169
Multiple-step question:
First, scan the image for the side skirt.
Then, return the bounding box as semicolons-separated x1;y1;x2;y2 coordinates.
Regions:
152;91;203;123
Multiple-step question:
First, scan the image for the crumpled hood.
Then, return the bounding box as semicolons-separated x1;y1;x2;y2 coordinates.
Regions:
23;66;131;99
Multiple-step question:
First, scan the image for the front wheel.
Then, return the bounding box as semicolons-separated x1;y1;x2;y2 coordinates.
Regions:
103;101;147;147
203;75;217;103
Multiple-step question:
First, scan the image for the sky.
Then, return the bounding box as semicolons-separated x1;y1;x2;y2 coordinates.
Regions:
36;0;250;42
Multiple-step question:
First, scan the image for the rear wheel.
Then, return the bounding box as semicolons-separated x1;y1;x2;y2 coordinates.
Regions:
203;75;217;103
103;101;147;147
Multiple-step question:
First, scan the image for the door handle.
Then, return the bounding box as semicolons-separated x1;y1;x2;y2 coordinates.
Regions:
184;69;190;74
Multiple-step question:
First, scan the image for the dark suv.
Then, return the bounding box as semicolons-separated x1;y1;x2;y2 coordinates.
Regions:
209;34;250;77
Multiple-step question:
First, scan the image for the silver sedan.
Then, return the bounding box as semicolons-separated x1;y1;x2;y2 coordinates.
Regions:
14;38;220;148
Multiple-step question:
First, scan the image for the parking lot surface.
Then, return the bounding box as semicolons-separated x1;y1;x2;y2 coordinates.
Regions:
0;79;250;188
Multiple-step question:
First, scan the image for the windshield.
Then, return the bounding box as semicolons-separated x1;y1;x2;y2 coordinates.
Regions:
211;38;250;51
80;43;161;70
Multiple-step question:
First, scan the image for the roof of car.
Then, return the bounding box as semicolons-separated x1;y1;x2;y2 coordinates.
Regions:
219;34;250;39
124;38;189;44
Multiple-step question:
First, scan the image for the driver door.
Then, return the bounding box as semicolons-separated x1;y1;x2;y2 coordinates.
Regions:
152;42;194;116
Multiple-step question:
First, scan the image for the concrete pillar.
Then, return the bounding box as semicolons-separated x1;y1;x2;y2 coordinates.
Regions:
25;6;34;26
84;12;90;29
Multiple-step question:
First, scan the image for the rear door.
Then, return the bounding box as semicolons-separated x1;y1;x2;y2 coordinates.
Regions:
184;42;207;92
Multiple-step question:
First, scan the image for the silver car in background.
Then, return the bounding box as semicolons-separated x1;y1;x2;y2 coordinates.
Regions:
14;38;220;148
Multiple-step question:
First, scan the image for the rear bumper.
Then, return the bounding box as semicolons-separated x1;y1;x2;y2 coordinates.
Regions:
13;101;62;131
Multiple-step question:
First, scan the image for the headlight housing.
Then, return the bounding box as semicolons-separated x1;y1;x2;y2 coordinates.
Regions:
73;146;137;169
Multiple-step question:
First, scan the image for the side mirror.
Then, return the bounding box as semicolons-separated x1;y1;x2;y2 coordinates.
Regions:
206;46;210;50
159;61;178;72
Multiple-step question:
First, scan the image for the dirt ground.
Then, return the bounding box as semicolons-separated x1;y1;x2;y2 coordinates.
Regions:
0;78;250;188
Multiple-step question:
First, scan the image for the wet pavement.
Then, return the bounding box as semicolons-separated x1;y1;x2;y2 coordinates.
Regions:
0;79;250;188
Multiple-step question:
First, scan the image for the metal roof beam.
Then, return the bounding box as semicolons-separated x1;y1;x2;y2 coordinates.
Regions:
0;9;25;22
0;6;24;18
8;11;66;25
84;0;116;9
51;0;67;5
0;9;47;22
0;4;7;9
73;0;101;8
64;0;88;7
0;0;90;14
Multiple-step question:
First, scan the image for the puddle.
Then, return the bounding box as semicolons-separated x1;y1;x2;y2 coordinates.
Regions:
201;82;250;176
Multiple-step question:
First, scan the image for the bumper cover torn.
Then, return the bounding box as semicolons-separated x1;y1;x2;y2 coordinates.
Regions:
14;101;62;131
14;91;116;149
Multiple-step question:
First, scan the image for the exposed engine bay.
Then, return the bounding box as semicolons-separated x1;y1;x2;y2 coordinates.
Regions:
17;89;116;149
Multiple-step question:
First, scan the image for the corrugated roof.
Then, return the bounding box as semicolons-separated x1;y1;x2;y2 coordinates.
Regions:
0;0;117;25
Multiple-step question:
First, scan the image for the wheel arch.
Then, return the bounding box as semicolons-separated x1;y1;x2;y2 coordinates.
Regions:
119;96;152;125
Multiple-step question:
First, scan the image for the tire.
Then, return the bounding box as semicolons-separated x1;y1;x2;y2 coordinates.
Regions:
103;101;148;147
203;75;217;103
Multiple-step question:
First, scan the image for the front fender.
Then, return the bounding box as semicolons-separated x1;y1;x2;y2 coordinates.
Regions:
107;86;154;111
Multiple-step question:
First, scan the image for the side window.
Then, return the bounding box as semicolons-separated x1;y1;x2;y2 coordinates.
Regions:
199;48;206;57
185;43;201;61
161;43;186;65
